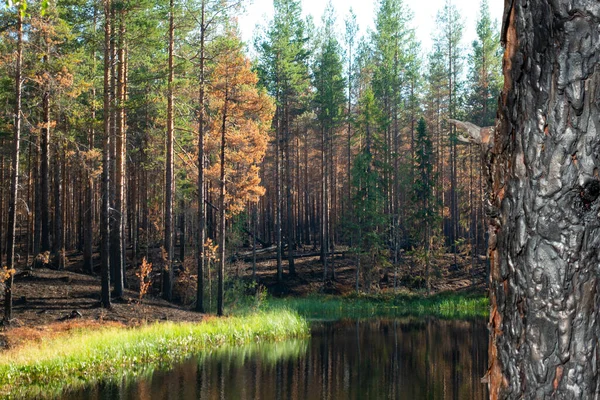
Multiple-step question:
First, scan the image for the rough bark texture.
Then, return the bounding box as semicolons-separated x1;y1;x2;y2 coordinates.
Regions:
489;1;600;398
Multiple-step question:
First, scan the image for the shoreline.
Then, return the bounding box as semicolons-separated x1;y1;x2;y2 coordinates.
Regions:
0;310;308;399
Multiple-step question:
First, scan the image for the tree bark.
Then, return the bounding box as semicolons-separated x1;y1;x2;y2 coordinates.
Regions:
4;9;23;321
52;144;64;269
217;83;228;317
163;0;175;302
84;6;98;274
488;1;600;398
41;77;51;254
100;0;112;309
111;8;126;298
195;0;206;313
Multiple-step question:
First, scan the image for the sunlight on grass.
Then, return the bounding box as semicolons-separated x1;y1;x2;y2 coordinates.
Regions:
0;310;308;398
264;292;489;320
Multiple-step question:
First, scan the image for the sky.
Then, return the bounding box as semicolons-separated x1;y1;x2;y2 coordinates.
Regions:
238;0;504;56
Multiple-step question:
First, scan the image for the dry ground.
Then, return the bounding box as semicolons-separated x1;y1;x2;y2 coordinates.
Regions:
0;245;486;348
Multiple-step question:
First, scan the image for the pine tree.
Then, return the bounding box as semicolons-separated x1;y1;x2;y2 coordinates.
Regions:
347;89;386;293
206;32;274;315
412;118;437;294
256;0;309;281
434;0;464;266
313;2;346;281
3;0;25;321
467;0;502;127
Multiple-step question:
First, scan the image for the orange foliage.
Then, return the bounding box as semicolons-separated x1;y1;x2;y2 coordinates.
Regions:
205;33;275;217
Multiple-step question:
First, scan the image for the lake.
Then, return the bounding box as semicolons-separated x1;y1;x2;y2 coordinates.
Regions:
68;318;488;400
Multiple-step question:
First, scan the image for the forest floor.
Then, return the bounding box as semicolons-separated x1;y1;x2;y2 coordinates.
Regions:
234;245;488;297
0;246;486;349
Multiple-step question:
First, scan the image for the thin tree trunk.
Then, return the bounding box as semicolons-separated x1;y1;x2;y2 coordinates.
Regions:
321;125;328;281
163;0;175;301
275;105;283;283
284;105;295;276
179;198;185;262
112;9;126;298
195;0;206;313
252;204;257;280
217;83;228;317
84;55;96;273
100;0;112;309
53;144;64;269
41;72;51;254
4;10;23;321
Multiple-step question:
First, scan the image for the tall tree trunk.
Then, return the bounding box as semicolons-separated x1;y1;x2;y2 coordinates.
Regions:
84;90;96;273
4;10;23;321
284;105;295;276
275;105;283;283
217;86;228;317
41;73;51;254
179;198;185;262
84;7;98;274
0;138;5;265
53;144;64;269
321;124;328;281
195;0;206;313
488;1;600;397
100;0;112;309
163;0;175;301
111;9;126;298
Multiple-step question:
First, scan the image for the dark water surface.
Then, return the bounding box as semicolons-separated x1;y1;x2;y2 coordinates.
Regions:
69;318;488;400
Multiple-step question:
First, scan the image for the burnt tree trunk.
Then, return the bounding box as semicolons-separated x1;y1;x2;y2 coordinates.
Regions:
100;0;112;309
163;0;175;302
4;9;23;321
488;1;600;398
195;0;206;313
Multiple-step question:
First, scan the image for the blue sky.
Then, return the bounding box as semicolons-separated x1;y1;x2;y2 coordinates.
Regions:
238;0;504;55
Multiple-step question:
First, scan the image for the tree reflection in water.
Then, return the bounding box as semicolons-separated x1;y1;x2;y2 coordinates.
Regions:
70;318;488;400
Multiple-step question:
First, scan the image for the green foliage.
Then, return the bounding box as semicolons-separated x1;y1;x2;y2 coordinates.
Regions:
466;0;502;126
265;292;489;320
313;3;346;134
255;0;309;107
411;118;439;242
0;311;309;398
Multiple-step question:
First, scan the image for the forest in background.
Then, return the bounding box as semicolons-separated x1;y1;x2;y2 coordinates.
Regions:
0;0;502;318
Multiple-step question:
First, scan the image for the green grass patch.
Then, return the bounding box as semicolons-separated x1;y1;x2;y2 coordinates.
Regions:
264;292;489;320
0;310;309;399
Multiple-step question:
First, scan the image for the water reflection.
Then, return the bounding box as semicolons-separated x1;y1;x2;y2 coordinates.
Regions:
69;318;487;400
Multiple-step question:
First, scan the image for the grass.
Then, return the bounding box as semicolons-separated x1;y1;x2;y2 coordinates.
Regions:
0;310;309;399
264;291;489;320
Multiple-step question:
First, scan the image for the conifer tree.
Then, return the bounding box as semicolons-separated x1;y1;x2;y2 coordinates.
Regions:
413;118;437;294
313;2;345;281
207;32;274;315
256;0;309;281
467;0;502;127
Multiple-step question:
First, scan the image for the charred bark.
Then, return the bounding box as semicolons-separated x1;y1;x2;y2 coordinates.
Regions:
488;1;600;398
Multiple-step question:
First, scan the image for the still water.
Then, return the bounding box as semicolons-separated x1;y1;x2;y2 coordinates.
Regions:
70;318;488;400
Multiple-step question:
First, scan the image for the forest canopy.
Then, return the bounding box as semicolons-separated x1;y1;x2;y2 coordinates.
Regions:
0;0;502;317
